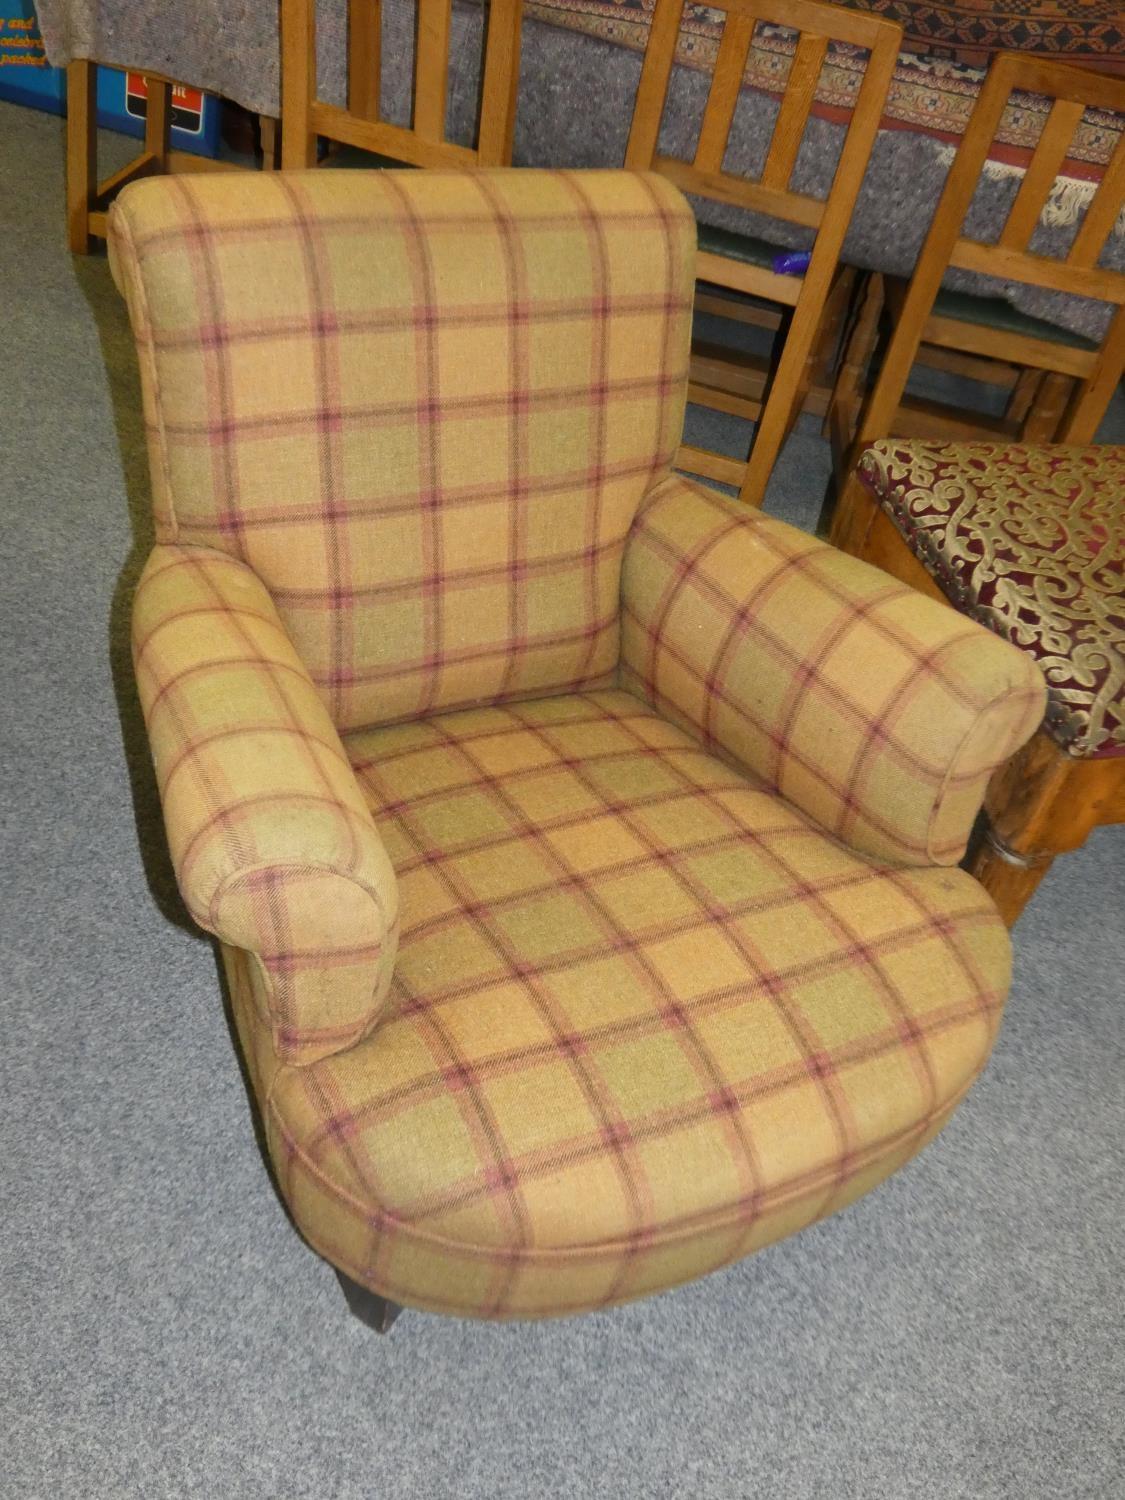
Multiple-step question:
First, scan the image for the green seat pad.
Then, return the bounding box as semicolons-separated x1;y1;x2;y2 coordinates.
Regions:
696;221;786;270
933;287;1096;353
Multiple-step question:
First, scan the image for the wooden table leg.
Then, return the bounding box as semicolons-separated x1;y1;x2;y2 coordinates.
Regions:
966;827;1055;927
967;731;1125;926
66;59;97;253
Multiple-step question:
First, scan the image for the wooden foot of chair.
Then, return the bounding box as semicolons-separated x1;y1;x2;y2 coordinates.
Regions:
335;1269;403;1334
66;60;97;253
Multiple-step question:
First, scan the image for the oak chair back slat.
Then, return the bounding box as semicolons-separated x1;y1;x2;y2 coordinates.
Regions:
282;0;523;171
627;0;902;506
999;98;1086;251
694;13;756;174
413;0;452;143
347;0;381;121
760;32;828;191
1068;135;1125;268
854;52;1125;450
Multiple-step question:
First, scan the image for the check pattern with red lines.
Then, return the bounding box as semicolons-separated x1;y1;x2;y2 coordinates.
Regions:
621;474;1047;866
251;689;1012;1318
115;170;1045;1318
110;167;696;736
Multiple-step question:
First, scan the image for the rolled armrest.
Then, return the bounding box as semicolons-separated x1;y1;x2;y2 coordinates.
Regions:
620;474;1045;867
133;544;399;1064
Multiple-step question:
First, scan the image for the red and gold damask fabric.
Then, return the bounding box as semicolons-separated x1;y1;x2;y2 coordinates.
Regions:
857;442;1125;758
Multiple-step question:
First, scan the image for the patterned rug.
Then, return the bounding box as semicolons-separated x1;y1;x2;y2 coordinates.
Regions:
526;0;1123;180
841;0;1124;72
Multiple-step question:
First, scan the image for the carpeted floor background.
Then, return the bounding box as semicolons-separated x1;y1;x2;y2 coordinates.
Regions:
2;98;1123;1500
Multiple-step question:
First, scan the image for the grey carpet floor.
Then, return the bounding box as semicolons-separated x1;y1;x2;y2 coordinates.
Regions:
2;98;1123;1500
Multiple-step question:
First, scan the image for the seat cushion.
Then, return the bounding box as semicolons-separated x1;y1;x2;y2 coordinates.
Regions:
696;221;785;272
249;690;1010;1319
857;441;1125;757
932;288;1097;354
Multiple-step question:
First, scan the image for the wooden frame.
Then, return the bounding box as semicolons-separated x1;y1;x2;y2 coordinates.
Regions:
837;52;1125;461
625;0;902;506
280;0;523;171
829;472;1125;925
65;61;253;253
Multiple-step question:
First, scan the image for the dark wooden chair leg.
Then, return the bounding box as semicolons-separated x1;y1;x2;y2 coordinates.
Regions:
335;1268;403;1334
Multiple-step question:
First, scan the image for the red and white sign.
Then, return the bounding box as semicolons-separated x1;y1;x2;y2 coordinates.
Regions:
125;72;204;135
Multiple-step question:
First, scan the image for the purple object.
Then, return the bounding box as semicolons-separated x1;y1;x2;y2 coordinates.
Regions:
772;250;812;276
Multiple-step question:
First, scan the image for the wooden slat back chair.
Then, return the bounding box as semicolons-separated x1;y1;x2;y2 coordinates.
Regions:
66;67;252;254
849;52;1125;455
625;0;901;507
281;0;523;170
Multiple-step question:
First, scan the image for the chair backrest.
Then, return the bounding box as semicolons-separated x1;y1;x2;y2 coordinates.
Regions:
108;169;696;735
625;0;901;252
857;52;1125;447
281;0;523;170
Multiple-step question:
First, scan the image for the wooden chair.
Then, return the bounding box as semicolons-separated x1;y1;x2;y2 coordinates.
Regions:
66;63;248;253
280;0;523;171
625;0;902;507
835;53;1125;461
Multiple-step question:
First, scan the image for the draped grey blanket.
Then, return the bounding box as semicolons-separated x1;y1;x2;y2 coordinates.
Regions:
36;0;1120;338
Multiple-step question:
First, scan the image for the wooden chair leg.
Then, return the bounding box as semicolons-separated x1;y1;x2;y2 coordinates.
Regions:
1020;370;1073;441
258;115;281;170
335;1269;403;1334
825;271;884;488
787;265;857;443
144;75;173;170
66;59;97;254
1004;367;1044;428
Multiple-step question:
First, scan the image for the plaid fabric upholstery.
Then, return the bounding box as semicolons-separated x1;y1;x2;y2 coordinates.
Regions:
227;689;1012;1319
133;544;399;1065
108;169;695;735
116;174;1048;1321
620;474;1047;867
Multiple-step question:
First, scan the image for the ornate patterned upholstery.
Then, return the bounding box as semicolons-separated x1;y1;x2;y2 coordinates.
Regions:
857;442;1125;759
114;172;1046;1321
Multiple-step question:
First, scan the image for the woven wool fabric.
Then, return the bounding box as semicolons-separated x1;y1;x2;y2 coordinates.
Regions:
858;441;1125;758
108;169;696;736
132;543;400;1065
225;689;1014;1319
115;171;1049;1321
620;474;1047;867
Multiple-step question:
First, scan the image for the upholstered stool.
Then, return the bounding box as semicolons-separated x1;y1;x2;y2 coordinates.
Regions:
831;441;1125;925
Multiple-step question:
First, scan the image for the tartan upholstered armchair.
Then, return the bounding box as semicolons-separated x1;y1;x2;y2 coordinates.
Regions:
110;170;1046;1327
